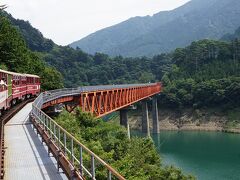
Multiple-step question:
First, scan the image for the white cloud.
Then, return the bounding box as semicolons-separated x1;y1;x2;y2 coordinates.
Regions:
2;0;190;45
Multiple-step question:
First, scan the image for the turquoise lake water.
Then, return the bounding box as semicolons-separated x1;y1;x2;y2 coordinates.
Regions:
133;131;240;180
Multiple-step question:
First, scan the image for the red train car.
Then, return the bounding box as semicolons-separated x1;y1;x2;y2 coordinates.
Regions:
0;69;40;115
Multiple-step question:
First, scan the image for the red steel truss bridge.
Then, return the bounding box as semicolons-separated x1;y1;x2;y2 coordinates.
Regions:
3;83;162;180
41;83;162;117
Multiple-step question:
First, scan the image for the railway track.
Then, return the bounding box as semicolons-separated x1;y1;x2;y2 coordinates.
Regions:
0;98;34;179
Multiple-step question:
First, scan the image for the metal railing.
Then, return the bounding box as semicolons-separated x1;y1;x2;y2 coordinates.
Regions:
31;83;160;179
42;83;159;105
32;93;125;180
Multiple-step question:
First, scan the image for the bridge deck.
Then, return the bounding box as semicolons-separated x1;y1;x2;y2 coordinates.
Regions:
4;103;67;180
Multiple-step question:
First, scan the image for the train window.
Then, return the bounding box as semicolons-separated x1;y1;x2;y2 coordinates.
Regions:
0;85;3;92
22;77;26;84
14;76;20;86
0;79;6;91
1;78;6;85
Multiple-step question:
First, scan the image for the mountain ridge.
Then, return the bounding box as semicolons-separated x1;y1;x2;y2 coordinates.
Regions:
70;0;240;57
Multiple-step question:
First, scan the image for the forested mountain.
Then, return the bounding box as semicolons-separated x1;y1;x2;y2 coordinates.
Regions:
160;39;240;109
44;49;171;87
0;12;63;90
221;26;240;41
2;12;54;52
3;10;240;110
4;11;171;87
70;0;240;57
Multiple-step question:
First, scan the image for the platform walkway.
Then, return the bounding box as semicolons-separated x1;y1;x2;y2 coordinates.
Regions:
4;103;67;180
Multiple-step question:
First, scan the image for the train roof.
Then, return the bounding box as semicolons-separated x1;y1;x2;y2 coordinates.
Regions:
23;73;40;78
0;69;40;78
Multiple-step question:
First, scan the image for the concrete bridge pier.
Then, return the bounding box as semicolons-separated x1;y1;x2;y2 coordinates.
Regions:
142;100;150;137
120;109;130;139
152;97;160;133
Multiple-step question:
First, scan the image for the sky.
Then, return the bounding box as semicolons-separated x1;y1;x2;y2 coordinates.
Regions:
2;0;190;45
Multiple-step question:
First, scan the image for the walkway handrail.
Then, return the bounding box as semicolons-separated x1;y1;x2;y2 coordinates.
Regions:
32;90;128;179
31;83;161;179
42;83;160;105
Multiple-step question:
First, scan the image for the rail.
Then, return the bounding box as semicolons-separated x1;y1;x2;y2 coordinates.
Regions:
31;83;160;179
32;104;124;179
42;83;160;106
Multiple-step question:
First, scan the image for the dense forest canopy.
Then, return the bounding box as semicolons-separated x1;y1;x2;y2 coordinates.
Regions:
2;11;240;111
2;11;55;52
0;9;196;180
221;27;240;41
0;12;63;90
44;49;171;87
0;12;170;87
55;109;195;179
160;39;240;109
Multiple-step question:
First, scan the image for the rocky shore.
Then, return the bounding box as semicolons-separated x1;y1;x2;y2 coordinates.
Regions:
128;108;240;133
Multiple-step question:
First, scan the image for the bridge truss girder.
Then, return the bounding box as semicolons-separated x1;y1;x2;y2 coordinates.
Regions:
81;84;161;118
42;83;161;118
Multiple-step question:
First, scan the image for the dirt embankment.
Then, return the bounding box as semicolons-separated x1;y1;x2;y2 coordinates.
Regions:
128;108;240;133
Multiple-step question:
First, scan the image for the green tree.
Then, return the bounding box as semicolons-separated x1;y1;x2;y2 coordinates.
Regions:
55;109;195;180
0;15;63;90
138;72;155;83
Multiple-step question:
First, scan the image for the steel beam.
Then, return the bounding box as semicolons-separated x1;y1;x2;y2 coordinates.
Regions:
42;83;162;118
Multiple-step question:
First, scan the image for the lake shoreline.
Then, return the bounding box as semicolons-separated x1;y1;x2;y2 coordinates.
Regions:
130;123;240;134
160;121;240;134
128;108;240;134
146;130;240;180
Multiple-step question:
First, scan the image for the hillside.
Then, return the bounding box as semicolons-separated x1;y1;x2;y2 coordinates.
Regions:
70;0;240;57
160;39;240;109
3;10;240;111
221;26;240;41
4;11;171;87
2;12;54;52
0;12;63;90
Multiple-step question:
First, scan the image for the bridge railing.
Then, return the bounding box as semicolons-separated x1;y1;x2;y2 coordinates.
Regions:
42;83;159;104
34;93;44;108
32;93;125;180
31;83;161;179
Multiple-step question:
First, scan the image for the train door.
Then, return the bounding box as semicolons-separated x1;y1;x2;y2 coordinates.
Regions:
7;74;12;97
